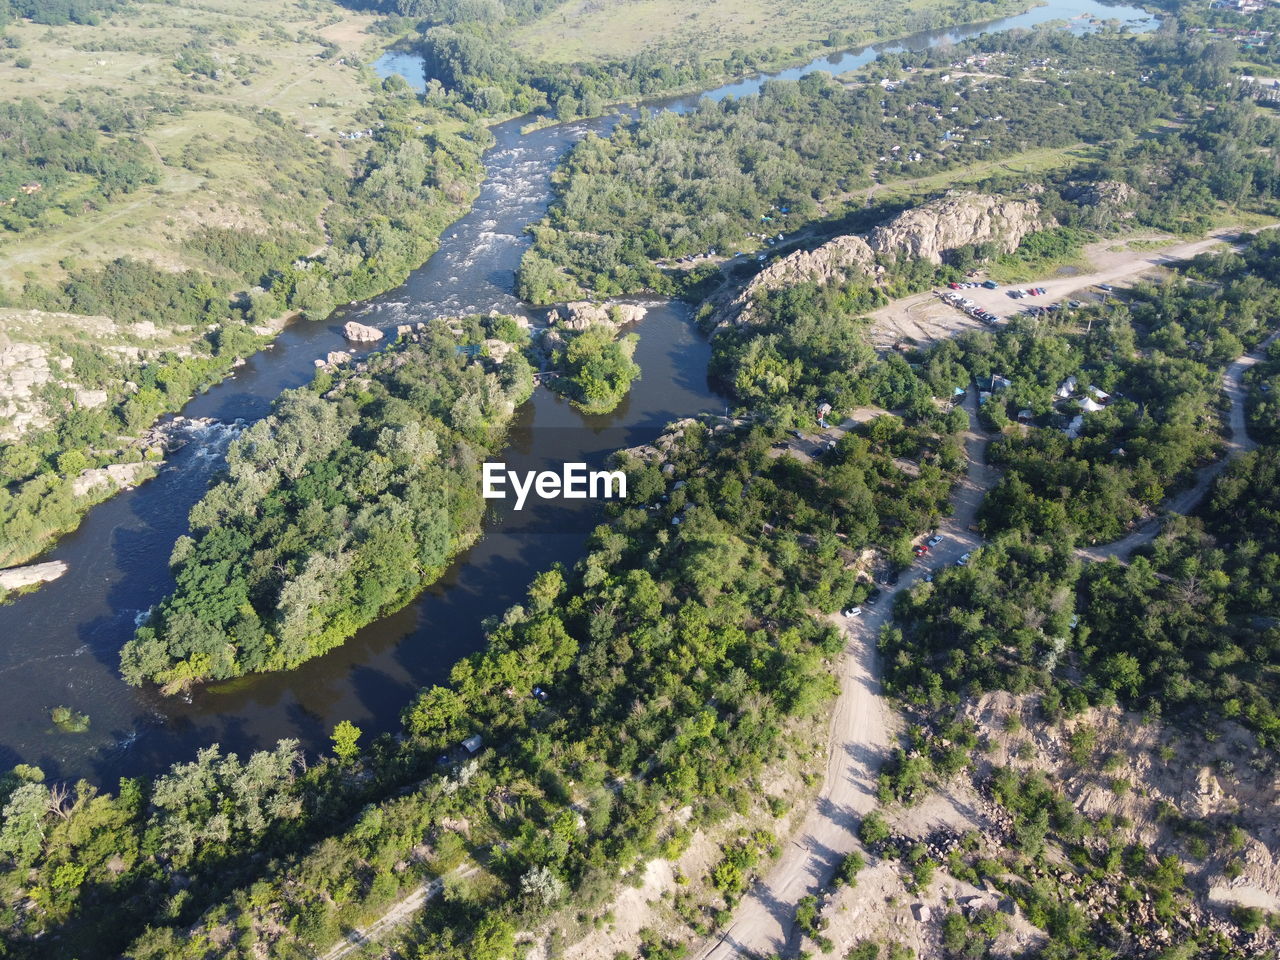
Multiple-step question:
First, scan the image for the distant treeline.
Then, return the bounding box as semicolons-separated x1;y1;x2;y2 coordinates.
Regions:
0;0;119;27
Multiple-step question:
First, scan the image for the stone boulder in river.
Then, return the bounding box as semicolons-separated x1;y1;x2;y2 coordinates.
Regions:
342;321;384;342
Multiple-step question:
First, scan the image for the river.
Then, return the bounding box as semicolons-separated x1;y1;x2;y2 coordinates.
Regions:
0;0;1154;783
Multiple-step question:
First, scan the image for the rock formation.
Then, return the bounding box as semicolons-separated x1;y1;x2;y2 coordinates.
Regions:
718;192;1049;327
342;320;384;342
866;192;1043;264
547;301;648;331
0;561;68;592
70;461;157;497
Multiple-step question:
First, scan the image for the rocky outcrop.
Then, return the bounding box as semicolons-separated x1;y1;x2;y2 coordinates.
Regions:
547;301;648;331
71;461;158;497
484;339;515;364
342;320;384;342
0;560;68;592
1064;180;1136;212
866;192;1044;264
315;350;353;370
719;192;1048;327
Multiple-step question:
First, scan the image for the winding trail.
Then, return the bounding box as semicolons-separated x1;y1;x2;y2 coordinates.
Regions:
696;391;995;960
1078;330;1277;562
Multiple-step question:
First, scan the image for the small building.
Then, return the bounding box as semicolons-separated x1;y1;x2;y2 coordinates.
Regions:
1016;409;1034;424
991;374;1012;392
1064;414;1084;439
1080;396;1105;413
1056;375;1078;399
461;734;483;754
1087;384;1111;404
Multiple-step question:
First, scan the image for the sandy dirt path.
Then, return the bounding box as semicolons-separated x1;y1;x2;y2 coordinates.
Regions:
696;391;996;960
317;867;476;960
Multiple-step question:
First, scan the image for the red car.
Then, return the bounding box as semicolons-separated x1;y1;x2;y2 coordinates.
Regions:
913;544;929;557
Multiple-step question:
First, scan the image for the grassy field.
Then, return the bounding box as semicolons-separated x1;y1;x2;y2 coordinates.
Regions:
0;0;387;289
511;0;1033;65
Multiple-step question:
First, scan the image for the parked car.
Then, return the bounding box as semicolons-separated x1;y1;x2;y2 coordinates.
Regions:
913;544;929;557
843;606;863;617
982;280;999;289
927;534;944;547
957;552;971;566
866;588;883;605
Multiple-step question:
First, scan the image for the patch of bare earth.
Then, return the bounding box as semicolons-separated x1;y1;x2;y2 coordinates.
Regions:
813;692;1279;959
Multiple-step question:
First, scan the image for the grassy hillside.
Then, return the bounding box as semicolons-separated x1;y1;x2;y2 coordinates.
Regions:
0;0;385;289
511;0;1031;66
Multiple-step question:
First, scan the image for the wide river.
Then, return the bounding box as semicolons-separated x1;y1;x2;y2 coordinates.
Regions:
0;0;1153;783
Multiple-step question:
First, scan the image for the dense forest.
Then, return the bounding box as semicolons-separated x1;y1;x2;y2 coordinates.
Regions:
544;323;642;414
0;97;163;234
120;316;533;690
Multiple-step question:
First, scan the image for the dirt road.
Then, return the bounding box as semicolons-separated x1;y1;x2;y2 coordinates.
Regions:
865;230;1249;351
318;867;476;960
695;391;996;960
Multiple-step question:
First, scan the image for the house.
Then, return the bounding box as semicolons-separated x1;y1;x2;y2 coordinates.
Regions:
991;374;1012;391
461;734;483;754
1056;375;1078;399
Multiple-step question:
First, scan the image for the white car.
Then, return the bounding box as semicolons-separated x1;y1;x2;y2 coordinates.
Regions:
843;606;863;618
957;552;971;566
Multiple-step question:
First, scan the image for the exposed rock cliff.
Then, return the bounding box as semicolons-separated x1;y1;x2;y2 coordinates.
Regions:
719;192;1049;327
866;192;1044;264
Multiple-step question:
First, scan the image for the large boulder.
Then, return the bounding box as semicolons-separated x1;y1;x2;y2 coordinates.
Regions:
342;320;384;342
0;561;68;591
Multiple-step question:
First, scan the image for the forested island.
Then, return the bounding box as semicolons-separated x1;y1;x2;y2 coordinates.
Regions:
122;316;533;690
